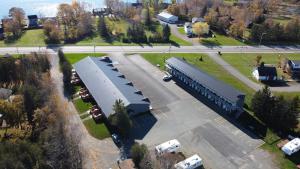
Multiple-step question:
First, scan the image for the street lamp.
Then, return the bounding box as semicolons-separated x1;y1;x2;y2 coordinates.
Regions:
259;32;267;46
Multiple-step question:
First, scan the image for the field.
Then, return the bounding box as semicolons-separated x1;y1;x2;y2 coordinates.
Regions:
200;32;248;46
221;53;300;82
141;53;255;105
83;118;110;140
0;29;46;47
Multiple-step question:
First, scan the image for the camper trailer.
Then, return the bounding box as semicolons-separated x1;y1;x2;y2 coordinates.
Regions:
174;154;203;169
155;139;181;155
281;138;300;156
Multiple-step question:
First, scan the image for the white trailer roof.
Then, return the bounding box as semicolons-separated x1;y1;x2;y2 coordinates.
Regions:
281;138;300;155
158;12;176;19
175;154;202;169
156;139;180;152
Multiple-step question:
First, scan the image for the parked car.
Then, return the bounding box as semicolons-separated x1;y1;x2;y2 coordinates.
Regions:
81;93;91;100
163;74;172;81
112;133;121;144
71;78;80;84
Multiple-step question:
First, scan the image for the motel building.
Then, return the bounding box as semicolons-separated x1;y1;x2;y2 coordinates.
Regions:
165;57;245;118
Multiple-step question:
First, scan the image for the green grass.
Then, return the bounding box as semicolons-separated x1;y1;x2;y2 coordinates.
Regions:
83;118;110;139
141;53;255;105
178;27;186;35
73;99;92;114
221;53;300;82
170;34;192;46
0;29;46;47
64;53;106;64
200;32;247;46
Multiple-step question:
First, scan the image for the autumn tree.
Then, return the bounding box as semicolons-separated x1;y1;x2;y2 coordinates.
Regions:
43;19;61;44
193;22;209;38
229;21;245;38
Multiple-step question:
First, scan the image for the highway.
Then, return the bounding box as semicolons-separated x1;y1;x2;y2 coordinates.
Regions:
0;45;300;54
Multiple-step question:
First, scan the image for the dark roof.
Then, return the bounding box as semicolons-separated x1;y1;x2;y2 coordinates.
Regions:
166;57;245;103
290;60;300;65
74;56;149;117
257;66;277;76
0;28;3;34
28;15;38;19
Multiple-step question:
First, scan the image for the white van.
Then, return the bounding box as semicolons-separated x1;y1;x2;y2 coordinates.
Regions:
155;139;181;155
174;154;203;169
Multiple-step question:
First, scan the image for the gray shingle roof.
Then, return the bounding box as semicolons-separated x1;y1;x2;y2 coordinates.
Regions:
166;57;245;103
257;66;277;77
74;56;149;117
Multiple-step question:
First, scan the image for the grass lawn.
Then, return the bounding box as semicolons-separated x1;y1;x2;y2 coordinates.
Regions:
83;118;110;139
141;53;255;105
0;29;46;47
177;27;186;35
220;53;300;82
73;98;92;114
64;53;106;64
200;32;248;46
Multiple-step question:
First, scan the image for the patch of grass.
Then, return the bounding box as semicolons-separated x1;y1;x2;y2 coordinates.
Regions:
141;53;255;105
221;53;300;82
170;34;192;46
178;27;186;35
83;118;110;139
200;32;247;46
73;98;92;114
64;53;106;64
0;29;46;47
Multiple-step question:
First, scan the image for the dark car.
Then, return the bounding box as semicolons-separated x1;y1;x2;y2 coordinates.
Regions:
112;133;121;144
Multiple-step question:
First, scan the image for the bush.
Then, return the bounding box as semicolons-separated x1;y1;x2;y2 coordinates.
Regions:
130;142;149;168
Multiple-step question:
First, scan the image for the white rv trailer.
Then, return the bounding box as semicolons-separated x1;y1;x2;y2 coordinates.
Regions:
174;154;203;169
155;139;181;155
281;138;300;156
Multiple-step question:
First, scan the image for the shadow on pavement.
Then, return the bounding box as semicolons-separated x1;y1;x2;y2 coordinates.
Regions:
172;78;265;140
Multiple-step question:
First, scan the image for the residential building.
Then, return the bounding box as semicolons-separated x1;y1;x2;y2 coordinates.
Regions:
74;56;150;117
157;12;178;23
252;66;277;81
166;57;245;118
0;27;4;39
191;17;205;24
184;22;193;35
27;15;38;28
287;60;300;77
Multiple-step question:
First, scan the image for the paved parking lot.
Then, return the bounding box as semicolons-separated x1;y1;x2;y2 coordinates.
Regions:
110;53;277;169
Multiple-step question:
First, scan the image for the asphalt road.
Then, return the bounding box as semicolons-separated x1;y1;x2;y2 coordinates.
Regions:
0;45;300;54
109;54;278;169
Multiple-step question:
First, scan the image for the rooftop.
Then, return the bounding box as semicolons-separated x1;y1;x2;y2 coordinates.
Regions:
257;66;277;76
28;15;38;19
166;57;245;103
74;56;149;117
158;12;176;18
175;154;202;169
290;60;300;65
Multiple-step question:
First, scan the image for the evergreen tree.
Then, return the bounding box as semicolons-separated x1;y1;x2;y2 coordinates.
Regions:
162;24;171;42
145;5;152;28
98;16;109;38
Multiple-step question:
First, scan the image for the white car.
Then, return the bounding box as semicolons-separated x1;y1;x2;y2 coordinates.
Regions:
163;74;172;81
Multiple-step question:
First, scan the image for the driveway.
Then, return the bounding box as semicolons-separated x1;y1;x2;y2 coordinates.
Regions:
49;52;120;169
109;53;278;169
169;24;200;46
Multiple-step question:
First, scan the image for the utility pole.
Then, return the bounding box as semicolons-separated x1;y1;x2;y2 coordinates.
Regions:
259;32;267;46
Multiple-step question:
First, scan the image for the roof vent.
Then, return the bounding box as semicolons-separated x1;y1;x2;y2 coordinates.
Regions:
101;56;112;63
112;68;118;71
126;82;133;86
118;74;125;78
142;97;150;102
135;90;142;95
107;63;113;67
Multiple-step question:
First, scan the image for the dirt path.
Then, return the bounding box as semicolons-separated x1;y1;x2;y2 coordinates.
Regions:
49;52;119;169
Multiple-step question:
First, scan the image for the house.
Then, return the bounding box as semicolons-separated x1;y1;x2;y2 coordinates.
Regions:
191;17;205;24
73;56;150;117
174;154;203;169
287;60;300;77
184;22;193;35
166;57;245;118
27;15;38;28
281;138;300;156
252;65;277;81
131;2;143;8
0;28;4;39
157;12;178;24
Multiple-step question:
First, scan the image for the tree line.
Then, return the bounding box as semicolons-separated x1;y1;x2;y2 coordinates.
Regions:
2;7;26;41
0;53;81;169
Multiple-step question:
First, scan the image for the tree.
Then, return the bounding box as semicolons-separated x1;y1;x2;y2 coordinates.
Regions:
254;55;262;66
162;24;171;42
193;22;209;38
144;5;152;28
43;20;61;44
98;17;109;38
130;142;149;168
9;7;25;27
109;99;132;136
229;21;245;38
